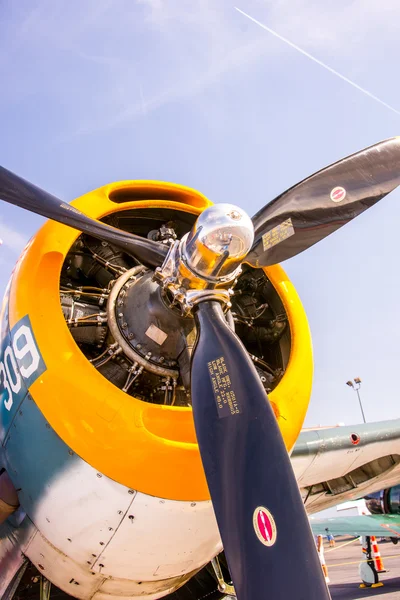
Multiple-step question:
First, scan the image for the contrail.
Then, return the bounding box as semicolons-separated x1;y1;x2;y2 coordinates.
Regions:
235;7;400;117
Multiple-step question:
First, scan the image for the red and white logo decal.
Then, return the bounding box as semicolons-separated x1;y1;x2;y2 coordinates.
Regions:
330;186;347;203
253;507;277;546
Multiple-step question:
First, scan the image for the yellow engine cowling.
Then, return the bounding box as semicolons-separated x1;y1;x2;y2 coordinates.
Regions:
7;181;313;502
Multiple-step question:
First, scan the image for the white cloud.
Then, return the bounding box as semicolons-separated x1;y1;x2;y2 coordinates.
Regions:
4;0;399;142
235;7;400;116
67;0;400;138
54;0;272;139
0;219;29;254
63;36;269;139
254;0;400;54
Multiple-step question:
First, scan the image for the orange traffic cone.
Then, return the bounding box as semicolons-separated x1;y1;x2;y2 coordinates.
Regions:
370;536;386;573
359;536;384;588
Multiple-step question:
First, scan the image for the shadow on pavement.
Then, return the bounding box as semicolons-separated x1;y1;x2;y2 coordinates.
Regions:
330;577;400;598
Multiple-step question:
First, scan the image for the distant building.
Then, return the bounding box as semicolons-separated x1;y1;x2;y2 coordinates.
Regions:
336;499;369;516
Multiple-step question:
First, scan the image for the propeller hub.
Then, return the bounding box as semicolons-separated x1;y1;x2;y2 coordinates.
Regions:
182;203;254;281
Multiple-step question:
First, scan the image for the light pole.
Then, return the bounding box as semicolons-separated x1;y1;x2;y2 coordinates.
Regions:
346;377;366;423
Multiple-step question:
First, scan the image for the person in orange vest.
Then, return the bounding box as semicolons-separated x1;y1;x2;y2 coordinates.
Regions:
325;528;335;547
316;535;330;583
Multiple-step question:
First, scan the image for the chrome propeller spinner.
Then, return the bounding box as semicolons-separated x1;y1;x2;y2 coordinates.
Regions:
153;204;255;315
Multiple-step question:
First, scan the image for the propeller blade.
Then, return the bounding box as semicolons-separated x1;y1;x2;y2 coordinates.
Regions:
191;300;331;600
0;166;168;268
246;137;400;267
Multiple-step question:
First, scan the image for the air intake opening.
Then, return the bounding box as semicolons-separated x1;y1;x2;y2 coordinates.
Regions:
108;184;209;208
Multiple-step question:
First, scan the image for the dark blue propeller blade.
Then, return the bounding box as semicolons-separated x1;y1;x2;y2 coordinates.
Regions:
246;137;400;268
0;166;168;269
191;301;331;600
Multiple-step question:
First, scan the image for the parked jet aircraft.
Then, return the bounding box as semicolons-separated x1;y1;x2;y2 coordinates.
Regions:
296;421;400;513
1;138;400;600
310;484;400;538
311;514;400;538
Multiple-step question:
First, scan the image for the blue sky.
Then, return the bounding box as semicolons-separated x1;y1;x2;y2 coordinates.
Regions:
1;0;400;428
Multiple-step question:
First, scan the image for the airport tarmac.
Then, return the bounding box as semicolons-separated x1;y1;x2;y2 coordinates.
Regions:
326;536;400;599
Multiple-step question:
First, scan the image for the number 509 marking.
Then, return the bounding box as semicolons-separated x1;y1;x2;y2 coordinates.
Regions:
0;324;41;412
